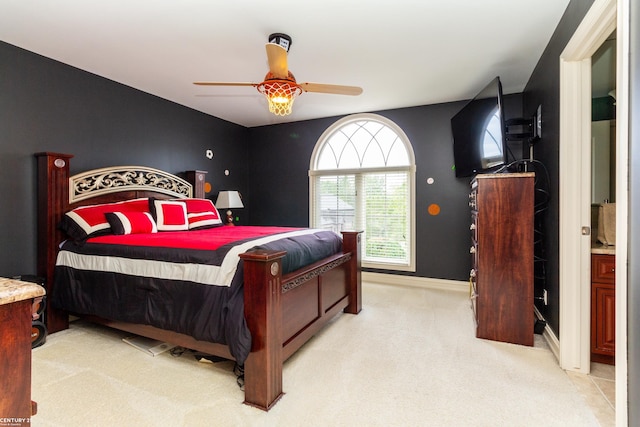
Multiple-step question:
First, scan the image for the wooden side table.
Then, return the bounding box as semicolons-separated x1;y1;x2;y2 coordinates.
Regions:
0;277;46;426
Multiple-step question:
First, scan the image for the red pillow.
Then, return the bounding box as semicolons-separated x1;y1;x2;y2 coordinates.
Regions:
181;198;223;229
152;200;189;231
60;198;150;242
105;212;157;235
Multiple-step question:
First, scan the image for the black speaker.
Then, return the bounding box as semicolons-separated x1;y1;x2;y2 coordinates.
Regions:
13;275;48;348
534;319;547;335
31;320;47;348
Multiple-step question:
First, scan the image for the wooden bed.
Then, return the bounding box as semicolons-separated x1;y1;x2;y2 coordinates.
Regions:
35;152;362;411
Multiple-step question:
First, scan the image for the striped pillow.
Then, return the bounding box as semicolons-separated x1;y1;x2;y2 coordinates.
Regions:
105;212;157;235
60;198;150;242
181;198;223;229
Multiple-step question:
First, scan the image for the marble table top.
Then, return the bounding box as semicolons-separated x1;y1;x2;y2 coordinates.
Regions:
0;277;46;305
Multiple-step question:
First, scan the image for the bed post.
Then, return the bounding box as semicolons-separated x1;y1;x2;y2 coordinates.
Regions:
341;231;362;314
184;170;207;198
238;249;287;411
35;152;73;333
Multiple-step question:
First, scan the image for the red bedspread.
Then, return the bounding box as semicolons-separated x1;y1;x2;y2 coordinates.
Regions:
89;225;299;250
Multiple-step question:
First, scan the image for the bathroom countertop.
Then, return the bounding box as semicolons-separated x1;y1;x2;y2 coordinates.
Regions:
591;242;615;255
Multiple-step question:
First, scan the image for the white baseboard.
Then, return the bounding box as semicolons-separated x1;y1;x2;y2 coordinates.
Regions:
362;272;468;293
535;306;560;362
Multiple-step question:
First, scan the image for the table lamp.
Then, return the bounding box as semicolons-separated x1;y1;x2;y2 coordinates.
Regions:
215;191;244;225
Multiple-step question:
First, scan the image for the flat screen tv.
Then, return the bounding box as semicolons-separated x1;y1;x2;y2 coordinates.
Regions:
451;77;507;178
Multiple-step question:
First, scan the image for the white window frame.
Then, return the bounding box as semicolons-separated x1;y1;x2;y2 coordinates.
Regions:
309;113;416;272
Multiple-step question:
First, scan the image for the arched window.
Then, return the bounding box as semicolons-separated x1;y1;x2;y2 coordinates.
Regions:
309;113;416;271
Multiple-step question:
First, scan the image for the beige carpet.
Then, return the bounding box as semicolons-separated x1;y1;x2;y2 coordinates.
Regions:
30;282;599;426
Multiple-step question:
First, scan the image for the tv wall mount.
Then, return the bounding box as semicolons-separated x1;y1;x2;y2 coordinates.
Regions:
505;104;542;143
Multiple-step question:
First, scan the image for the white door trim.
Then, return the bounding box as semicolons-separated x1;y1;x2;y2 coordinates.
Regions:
559;0;628;424
559;0;616;372
559;52;593;372
614;0;629;423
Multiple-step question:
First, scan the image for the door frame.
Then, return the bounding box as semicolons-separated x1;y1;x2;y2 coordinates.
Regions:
558;0;628;423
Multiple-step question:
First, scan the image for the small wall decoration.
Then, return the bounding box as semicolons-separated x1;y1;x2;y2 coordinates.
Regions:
428;203;441;216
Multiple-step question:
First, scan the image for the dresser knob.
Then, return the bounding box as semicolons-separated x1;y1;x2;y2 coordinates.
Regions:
469;246;476;254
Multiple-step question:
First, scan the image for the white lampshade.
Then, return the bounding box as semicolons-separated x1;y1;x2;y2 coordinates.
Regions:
215;191;244;209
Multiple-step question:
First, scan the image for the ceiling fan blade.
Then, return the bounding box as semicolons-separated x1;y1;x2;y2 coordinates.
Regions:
265;43;289;79
299;82;363;96
193;82;257;87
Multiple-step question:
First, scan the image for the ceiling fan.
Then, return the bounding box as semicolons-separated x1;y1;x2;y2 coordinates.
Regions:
193;33;363;116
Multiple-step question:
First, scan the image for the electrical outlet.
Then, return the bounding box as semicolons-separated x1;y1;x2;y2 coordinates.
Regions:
543;289;548;305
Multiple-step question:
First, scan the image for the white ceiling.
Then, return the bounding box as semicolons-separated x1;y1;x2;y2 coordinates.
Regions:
1;0;571;128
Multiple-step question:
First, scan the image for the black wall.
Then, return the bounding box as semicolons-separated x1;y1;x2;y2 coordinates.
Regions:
0;41;249;277
1;39;524;283
246;95;523;281
521;0;595;337
246;107;478;279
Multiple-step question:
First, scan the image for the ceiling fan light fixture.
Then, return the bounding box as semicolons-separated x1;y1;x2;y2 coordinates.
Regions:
193;31;362;117
257;80;302;116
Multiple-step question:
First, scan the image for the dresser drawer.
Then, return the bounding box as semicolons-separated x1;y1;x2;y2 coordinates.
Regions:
592;254;615;284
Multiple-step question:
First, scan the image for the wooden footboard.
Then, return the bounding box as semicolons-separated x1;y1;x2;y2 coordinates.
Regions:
35;152;362;411
240;231;361;410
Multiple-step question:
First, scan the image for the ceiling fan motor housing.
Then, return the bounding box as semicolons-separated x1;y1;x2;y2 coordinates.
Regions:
268;33;292;52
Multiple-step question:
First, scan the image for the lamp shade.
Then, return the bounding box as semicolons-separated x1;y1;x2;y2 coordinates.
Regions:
215;191;243;209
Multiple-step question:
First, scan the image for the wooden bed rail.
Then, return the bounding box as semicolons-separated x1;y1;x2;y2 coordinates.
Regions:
342;231;363;314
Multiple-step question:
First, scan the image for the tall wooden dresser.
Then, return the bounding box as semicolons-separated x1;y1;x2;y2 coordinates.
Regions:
469;173;534;346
